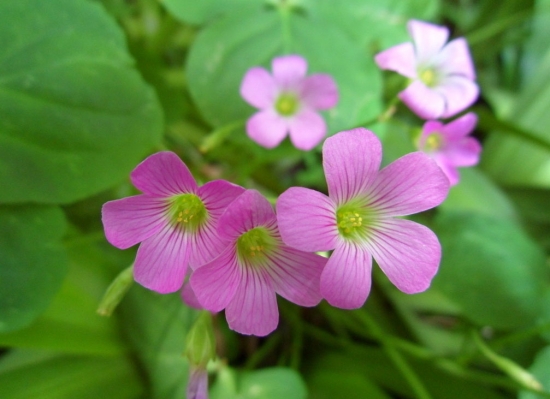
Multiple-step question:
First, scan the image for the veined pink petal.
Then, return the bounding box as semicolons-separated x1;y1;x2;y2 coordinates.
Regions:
367;152;449;217
187;367;208;399
181;281;204;310
320;241;372;309
442;137;482;167
102;195;166;249
366;218;441;294
267;246;325;306
190;246;241;312
288;109;327;151
300;74;339;109
225;269;278;336
188;220;231;269
442;112;477;141
134;224;190;293
437;38;476;79
240;66;278;109
433;158;460;186
323;128;382;204
408;20;449;63
272;54;307;89
218;190;276;241
198;180;245;219
131;152;198;197
399;81;445;119
277;187;338;252
374;42;417;78
246;110;288;148
437;76;479;118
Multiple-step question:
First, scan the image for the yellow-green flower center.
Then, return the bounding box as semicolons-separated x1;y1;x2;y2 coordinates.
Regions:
236;227;277;266
275;93;299;116
419;68;438;87
167;193;207;232
424;132;443;151
336;201;375;240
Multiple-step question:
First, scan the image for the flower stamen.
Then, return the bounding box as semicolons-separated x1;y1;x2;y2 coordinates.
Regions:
168;193;207;232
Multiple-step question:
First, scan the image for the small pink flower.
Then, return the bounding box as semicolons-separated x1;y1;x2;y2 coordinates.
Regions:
277;128;450;309
417;112;482;185
187;367;208;399
375;19;478;119
240;54;338;150
102;152;244;293
190;189;326;336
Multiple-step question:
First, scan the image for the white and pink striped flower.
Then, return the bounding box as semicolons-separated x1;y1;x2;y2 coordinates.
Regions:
190;189;326;336
102;151;244;293
277;128;450;309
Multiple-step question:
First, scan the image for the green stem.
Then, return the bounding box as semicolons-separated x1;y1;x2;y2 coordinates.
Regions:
245;333;282;370
354;96;400;128
278;2;293;54
355;311;434;399
199;120;245;153
465;9;533;46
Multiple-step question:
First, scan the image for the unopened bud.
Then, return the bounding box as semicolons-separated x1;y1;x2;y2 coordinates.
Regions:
97;265;134;316
185;311;216;368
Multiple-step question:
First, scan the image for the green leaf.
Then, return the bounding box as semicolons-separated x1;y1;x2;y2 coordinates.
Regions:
303;0;440;49
432;211;548;329
211;366;307;399
119;286;198;399
160;0;256;25
0;350;143;399
519;346;550;399
0;0;163;204
0;205;67;333
186;4;381;136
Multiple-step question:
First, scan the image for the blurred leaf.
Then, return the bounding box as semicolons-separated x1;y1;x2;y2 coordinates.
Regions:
522;0;550;77
119;285;197;399
302;0;440;50
186;3;381;136
0;205;67;333
440;167;517;220
0;239;128;355
0;350;143;399
433;211;548;329
519;346;550;399
211;366;307;399
161;0;256;25
0;0;163;204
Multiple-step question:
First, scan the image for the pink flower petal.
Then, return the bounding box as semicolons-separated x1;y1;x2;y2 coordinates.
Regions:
437;76;479;118
437;38;476;79
320;241;372;309
225;269;278;336
433;158;460;186
187;368;208;399
272;54;307;88
367;218;441;294
134;224;190;293
300;74;339;109
187;220;230;269
442;137;482;167
399;80;445;119
267;246;326;306
408;20;449;63
442;112;477;141
190;246;241;312
288;109;327;151
181;280;204;310
199;180;245;219
131;152;198;197
246;109;288;149
218;190;276;241
102;195;166;249
277;187;338;252
374;42;417;78
240;67;278;109
323;128;382;204
367;152;449;217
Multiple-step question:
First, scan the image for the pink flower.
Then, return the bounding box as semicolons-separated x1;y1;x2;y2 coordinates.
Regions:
240;54;338;151
187;367;208;399
102;152;244;293
190;189;326;336
375;19;478;119
417;112;481;185
277;128;450;309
